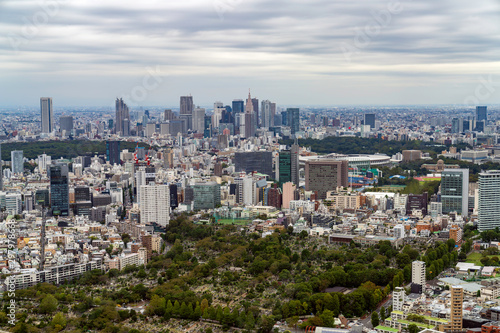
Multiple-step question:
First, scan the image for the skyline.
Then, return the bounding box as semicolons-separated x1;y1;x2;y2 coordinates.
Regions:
1;0;500;107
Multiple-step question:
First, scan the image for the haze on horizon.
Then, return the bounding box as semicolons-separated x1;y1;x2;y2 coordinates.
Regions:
1;0;499;108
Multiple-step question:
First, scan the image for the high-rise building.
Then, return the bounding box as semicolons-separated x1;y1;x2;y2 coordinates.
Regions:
476;106;487;122
392;287;405;312
139;184;170;227
364;113;376;129
411;260;426;287
180;96;194;115
169;184;178;209
40;97;54;134
305;160;349;199
192;107;206;133
106;141;121;166
59;116;73;133
192;182;221;210
277;143;299;186
286;108;300;135
451;118;464;133
49;163;69;216
267;184;282;209
449;286;463;332
164;109;174;121
234;152;273;176
234;175;254;205
252;98;259;127
406;193;428;216
478;170;500;231
441;169;469;217
11;150;24;174
115;98;130;136
282;182;296;209
261;100;276;129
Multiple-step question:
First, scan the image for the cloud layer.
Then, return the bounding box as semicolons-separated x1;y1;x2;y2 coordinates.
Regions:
1;0;499;107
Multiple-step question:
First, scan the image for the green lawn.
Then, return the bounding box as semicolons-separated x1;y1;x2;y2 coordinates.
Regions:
216;219;252;225
466;252;500;266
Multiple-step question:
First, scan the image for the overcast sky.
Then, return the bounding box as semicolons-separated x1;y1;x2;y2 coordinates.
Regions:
1;0;499;108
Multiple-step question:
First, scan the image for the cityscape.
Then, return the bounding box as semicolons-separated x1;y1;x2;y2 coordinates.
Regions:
1;0;500;333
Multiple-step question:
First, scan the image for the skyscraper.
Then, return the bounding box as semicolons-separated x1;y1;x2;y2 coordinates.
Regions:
49;163;69;216
476;106;487;122
59;116;73;133
478;170;500;231
106;141;121;166
286;108;300;135
234;152;273;176
115;98;130;136
441;169;469;216
305;159;348;199
364;113;376;129
252;97;259;128
40;97;54;134
11;150;24;174
277;142;299;186
244;91;255;138
192;107;206;133
180;96;194;115
261;100;276;129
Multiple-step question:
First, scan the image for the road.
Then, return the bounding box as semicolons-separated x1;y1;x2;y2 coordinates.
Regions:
360;295;393;329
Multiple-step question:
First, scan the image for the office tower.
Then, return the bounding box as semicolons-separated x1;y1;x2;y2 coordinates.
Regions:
252;98;259;127
35;189;50;207
40;97;54;134
5;193;22;215
364;113;376;129
449;286;463;332
411;260;426;288
164;109;174;121
286;108;300;135
234;152;273;176
106;141;121;166
261;100;275;129
232;99;244;120
478;171;500;231
37;154;51;174
475;121;485;132
115;98;130;136
278;143;299;186
139;184;170;226
406;193;428;215
204;116;212;138
392;287;405;312
243;92;255;138
180;96;194;115
451;118;463;134
192;107;206;133
441;169;469;216
476;106;487;122
192;182;221;210
169;184;178;209
49;163;69;216
305;160;349;199
59;116;73;133
11;150;24;174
